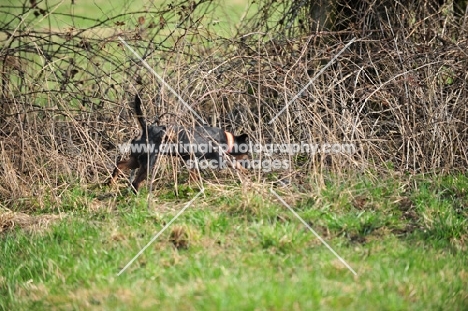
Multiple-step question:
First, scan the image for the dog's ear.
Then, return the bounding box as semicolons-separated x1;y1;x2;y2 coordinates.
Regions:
133;94;146;129
134;93;141;103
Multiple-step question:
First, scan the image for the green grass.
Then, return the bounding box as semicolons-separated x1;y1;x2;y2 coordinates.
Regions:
1;173;467;310
2;0;251;31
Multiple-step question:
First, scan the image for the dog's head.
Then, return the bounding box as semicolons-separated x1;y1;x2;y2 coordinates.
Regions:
227;133;249;156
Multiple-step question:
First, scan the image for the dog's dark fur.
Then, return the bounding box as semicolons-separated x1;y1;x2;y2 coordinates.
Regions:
111;94;249;192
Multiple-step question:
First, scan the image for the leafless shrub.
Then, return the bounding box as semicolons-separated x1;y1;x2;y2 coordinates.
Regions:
0;0;466;207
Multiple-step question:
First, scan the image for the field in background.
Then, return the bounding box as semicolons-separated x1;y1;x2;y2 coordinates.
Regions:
2;0;253;34
1;0;467;309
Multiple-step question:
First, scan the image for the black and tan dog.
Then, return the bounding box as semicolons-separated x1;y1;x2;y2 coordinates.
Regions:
111;94;249;192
